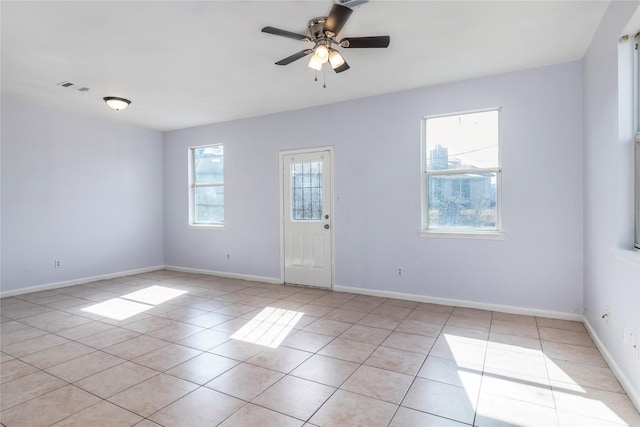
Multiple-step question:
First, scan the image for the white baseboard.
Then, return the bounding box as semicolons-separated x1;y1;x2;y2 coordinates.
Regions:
163;265;283;285
1;265;283;299
0;265;165;298
0;266;583;323
333;284;583;321
583;317;640;412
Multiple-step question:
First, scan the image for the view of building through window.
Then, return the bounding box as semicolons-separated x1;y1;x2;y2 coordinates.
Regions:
424;110;500;231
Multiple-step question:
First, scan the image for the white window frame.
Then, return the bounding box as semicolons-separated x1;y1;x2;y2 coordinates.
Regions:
420;108;504;240
634;32;640;249
189;143;224;228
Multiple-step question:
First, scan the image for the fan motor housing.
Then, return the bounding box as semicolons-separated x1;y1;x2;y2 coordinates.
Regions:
308;17;329;42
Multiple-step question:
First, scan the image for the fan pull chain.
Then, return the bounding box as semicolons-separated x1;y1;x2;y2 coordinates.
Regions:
314;71;318;82
323;68;326;89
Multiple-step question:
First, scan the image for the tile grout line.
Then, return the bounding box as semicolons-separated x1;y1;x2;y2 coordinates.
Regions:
536;316;563;427
1;271;637;426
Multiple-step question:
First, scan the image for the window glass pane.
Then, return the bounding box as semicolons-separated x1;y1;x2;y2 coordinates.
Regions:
194;145;223;184
427;173;497;229
303;187;312;219
293;186;303;220
291;161;323;221
426;110;499;171
636;33;639;133
635;34;640;249
311;162;321;187
195;186;224;224
636;135;640;249
312;187;323;220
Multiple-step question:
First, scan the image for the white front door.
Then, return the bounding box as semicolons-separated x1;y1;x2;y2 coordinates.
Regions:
282;150;332;288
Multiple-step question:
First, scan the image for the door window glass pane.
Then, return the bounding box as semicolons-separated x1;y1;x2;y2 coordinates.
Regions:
291;161;322;221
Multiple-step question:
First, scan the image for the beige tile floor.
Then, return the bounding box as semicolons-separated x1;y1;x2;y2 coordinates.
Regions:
1;270;639;427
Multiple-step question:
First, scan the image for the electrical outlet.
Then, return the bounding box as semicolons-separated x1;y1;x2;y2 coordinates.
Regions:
54;260;62;269
396;268;402;277
602;306;610;324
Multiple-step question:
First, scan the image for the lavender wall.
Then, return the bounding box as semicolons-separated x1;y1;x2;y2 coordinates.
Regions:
164;61;584;315
1;97;164;293
583;0;640;408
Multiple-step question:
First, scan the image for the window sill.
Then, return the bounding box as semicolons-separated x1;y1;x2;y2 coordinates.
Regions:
188;224;224;230
613;248;640;269
418;230;505;240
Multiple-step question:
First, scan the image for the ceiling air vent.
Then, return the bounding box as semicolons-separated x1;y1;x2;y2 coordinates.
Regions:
57;81;90;92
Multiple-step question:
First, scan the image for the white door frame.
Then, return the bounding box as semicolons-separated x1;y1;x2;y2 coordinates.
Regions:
279;146;335;289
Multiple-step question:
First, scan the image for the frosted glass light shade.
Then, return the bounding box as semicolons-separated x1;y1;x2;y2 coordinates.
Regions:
308;54;323;71
103;97;131;111
329;50;345;69
315;44;329;63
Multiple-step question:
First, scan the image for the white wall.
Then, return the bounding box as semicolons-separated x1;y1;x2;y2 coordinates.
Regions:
583;0;640;408
164;60;584;316
1;97;164;293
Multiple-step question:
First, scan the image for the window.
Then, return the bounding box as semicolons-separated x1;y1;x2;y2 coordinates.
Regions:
635;33;640;249
190;144;224;226
291;161;323;221
422;109;501;236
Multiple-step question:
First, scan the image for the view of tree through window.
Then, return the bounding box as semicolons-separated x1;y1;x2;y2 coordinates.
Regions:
424;110;500;231
192;145;224;224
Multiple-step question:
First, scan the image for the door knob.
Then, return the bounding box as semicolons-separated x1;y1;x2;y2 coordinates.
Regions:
324;224;330;229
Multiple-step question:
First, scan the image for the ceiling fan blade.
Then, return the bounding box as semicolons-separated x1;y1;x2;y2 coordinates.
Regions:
333;61;350;73
262;26;309;41
340;36;390;48
324;4;353;37
275;49;313;66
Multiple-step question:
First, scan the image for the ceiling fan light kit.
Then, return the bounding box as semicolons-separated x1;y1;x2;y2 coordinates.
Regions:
262;2;389;77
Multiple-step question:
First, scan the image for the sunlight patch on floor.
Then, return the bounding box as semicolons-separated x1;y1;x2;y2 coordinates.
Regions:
440;333;631;427
81;285;188;320
231;307;303;348
81;297;153;321
121;285;188;305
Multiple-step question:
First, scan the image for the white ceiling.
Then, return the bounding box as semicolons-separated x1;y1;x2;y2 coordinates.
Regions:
1;1;613;132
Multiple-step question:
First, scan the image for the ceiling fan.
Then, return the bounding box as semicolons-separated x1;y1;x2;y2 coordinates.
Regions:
261;2;390;74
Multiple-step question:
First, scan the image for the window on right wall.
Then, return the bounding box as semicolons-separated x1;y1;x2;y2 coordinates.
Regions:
422;109;502;237
634;32;639;249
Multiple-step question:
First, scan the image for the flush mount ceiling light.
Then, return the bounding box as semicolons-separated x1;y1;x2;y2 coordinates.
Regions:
103;96;131;111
